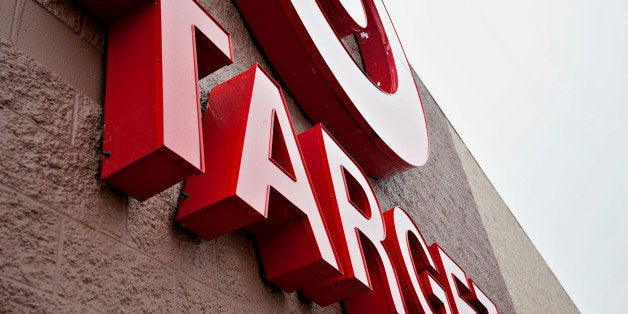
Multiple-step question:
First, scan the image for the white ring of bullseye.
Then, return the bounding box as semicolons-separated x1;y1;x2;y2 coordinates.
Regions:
291;0;430;167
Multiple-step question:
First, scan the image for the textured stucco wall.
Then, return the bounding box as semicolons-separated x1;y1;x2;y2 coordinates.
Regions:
450;126;580;313
0;0;576;313
371;73;515;313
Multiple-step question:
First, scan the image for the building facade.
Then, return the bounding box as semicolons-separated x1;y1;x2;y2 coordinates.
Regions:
0;0;578;313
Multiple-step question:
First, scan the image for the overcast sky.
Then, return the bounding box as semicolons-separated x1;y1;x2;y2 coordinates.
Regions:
383;0;628;312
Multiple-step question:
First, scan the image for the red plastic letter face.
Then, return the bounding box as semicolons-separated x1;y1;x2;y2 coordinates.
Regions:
469;280;499;314
422;273;454;314
383;207;453;314
176;65;338;292
299;125;404;313
93;0;233;201
430;244;478;314
235;0;430;178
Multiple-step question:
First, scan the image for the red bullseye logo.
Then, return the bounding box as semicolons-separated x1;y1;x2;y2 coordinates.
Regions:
235;0;430;178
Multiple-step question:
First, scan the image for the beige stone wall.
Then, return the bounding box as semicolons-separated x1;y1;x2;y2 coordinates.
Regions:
0;0;575;313
450;126;580;313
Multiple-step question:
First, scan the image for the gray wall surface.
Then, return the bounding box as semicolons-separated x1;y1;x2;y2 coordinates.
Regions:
450;126;580;313
371;74;515;313
0;0;577;313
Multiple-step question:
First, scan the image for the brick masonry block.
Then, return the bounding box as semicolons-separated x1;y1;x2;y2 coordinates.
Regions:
215;231;278;312
176;273;235;313
0;184;60;293
126;196;198;268
312;302;342;313
267;290;343;313
35;0;105;51
70;92;102;151
16;0;103;101
0;97;126;240
147;184;178;209
58;219;175;312
35;0;81;33
79;11;105;52
176;236;216;286
0;276;89;313
0;0;16;40
0;39;75;140
170;182;185;208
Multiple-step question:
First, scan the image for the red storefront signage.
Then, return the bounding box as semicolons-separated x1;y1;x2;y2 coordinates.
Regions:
234;0;430;178
94;0;233;201
76;0;498;312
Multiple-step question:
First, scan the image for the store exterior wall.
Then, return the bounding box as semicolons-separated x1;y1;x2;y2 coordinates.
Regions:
0;0;577;313
450;128;579;314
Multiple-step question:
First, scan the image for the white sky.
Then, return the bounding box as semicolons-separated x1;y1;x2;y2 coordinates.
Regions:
383;0;628;313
